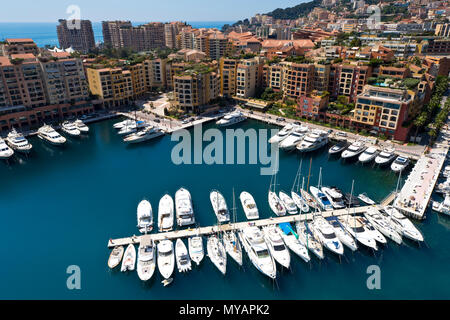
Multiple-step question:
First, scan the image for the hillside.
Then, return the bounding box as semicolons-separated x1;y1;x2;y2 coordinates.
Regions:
266;0;322;20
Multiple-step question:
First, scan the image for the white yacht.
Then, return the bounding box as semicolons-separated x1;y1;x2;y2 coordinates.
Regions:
279;125;308;150
223;231;243;266
432;197;450;215
113;119;135;129
137;200;153;234
295;222;324;259
0;138;14;160
262;225;291;269
358;147;379;163
325;217;358;251
383;206;424;242
358;193;376;205
391;156;409;173
278;223;310;263
158;194;174;232
321;187;346;209
364;208;402;244
357;216;387;244
279;191;298;215
239;191;259;220
121;244;136;272
310;186;333;211
74;119;89;133
175;188;195;227
216;111;246;127
374;148;396;165
268;191;287;216
210;190;230;223
291;191;310;213
118;121;148;136
296;130;329;153
188;236;204;265
124;126;164;144
312;217;344;256
61;121;81;137
37;124;66;146
341;141;366;159
137;240;156;281
338;216;378;250
239;226;277;279
108;246;124;269
328;140;348;155
301;189;319;211
6;128;32;153
175;239;192;273
157;240;175;280
268;124;294;144
207;235;227;275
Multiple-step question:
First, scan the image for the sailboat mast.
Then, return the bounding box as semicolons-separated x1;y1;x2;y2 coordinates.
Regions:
307;157;312;191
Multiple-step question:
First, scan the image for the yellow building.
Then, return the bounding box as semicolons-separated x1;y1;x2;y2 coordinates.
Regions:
219;58;238;97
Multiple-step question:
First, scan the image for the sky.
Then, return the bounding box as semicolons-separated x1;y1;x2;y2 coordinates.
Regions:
0;0;306;22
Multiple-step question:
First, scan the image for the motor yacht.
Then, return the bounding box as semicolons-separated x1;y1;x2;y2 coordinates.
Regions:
175;239;192;273
157;240;175;280
321;186;346;209
279;125;308;150
118;120;148;136
207;235;227;275
358;193;376;205
137;240;156;281
158;194;174;232
358;147;379;163
391;156;409;173
239;191;259;220
296;130;329;153
175;188;195;227
121;244;136;272
268;191;287;216
383;206;424;242
279;191;298;215
6;128;32;153
310;186;333;211
268;124;294;144
37;124;66;146
210;190;230;223
291;191;310;213
311;217;344;256
238;227;277;279
262;225;291;269
74;119;89;133
278;223;310;263
113;119;134;129
223;231;243;266
356;216;387;244
328;140;348;155
216;111;246;127
61;121;81;137
188;236;204;265
338;216;377;250
295;222;324;259
137;199;153;234
123;126;164;143
344;192;361;207
0;138;14;160
108;246;124;269
432;196;450;216
364;208;402;244
341;141;366;159
374;148;396;165
325;217;358;251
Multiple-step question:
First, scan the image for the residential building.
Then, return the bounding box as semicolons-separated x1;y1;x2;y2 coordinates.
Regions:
281;62;315;100
219;58;238;97
0;38;39;56
435;23;450;37
328;64;371;103
56;19;96;53
144;58;167;89
102;21;133;49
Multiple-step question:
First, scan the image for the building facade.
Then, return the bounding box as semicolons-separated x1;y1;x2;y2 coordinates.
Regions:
57;19;96;53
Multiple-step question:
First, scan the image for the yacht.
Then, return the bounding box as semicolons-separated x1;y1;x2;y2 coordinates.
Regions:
0;138;14;160
279;191;298;215
338;216;377;250
188;236;204;265
356;216;387;244
137;240;156;281
328;140;348;155
358;193;376;205
137;200;153;234
74;119;89;133
124;126;164;144
291;191;310;213
238;227;277;279
121;244;136;272
61;121;81;137
239;191;259;220
207;235;227;275
391;156;409;173
432;196;450;217
364;208;402;244
310;186;333;211
113;119;134;129
321;187;346;209
301;189;319;211
295;222;324;259
279;125;308;150
223;231;243;266
341;141;366;159
210;190;230;223
344;192;361;207
268;191;287;216
312;217;344;256
118;121;148;136
358;147;379;163
175;239;192;273
325;217;358;251
37;124;66;146
383;206;424;242
216;111;246;127
262;225;291;269
107;246;124;269
158;194;174;232
296;130;329;153
374;148;396;165
278;223;310;263
6;128;32;153
157;240;175;280
268;124;294;144
175;188;195;227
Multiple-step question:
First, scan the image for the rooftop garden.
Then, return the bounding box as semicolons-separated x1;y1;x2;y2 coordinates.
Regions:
367;77;420;90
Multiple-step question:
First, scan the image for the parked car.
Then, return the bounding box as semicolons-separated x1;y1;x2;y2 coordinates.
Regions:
249;110;254;114
294;121;302;125
336;131;347;137
154;119;161;123
276;117;285;122
181;119;189;124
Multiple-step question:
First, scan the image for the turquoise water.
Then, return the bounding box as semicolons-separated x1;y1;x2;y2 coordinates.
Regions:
1;118;449;299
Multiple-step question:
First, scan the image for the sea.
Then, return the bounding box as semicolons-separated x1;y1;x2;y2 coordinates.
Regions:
0;118;449;299
0;22;235;48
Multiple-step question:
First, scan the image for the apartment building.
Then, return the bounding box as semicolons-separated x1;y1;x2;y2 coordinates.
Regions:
281;62;315;100
267;64;284;91
328;64;371;102
57;19;96;53
102;21;133;49
435;23;450;37
144;59;167;89
313;63;331;93
0;38;39;56
378;66;411;79
421;39;450;55
296;91;329;119
128;63;147;99
219;58;238;97
236;58;260;98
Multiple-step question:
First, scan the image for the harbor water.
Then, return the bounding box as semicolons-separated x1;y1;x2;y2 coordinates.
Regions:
1;118;449;299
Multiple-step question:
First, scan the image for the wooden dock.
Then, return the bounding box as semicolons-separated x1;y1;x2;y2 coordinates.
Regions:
107;205;374;248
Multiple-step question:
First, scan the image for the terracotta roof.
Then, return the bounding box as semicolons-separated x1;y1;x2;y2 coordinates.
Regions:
261;39;314;49
6;38;35;43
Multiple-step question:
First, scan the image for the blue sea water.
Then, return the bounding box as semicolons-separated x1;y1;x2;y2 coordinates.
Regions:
0;118;449;299
0;21;235;47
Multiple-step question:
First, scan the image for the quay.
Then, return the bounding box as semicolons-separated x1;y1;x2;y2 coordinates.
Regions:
108;205;375;248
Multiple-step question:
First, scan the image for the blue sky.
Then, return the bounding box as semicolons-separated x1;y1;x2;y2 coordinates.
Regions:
0;0;305;22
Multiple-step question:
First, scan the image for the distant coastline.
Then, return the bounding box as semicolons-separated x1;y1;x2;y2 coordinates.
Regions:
0;21;235;47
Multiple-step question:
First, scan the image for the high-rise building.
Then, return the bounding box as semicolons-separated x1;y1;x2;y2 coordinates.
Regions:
102;21;133;49
57;19;96;53
328;64;371;102
219;58;238;97
236;57;265;99
144;59;167;89
164;22;186;49
0;38;39;56
281;62;315;100
435;23;450;37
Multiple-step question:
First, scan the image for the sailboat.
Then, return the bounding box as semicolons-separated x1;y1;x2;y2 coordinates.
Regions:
291;160;310;213
223;189;243;266
310;168;333;211
300;158;319;210
295;222;324;260
268;168;287;216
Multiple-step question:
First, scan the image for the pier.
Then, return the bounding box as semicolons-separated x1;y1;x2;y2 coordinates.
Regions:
108;205;375;248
